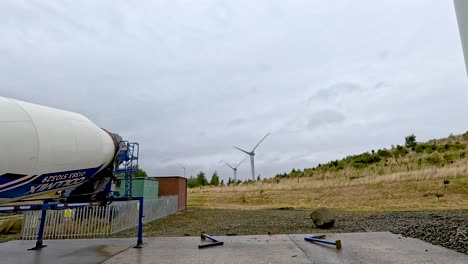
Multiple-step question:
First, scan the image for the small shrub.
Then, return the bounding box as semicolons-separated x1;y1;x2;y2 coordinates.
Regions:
452;142;466;150
434;192;444;200
437;145;446;153
443;153;457;163
394;145;409;157
425;145;437;154
352;162;368;169
378;149;391;158
425;154;442;165
414;144;424;153
463;131;468;140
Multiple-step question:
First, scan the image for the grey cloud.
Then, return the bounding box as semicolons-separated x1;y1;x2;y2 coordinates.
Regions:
1;0;468;181
374;81;386;90
378;49;391;60
159;158;174;163
307;82;361;104
266;157;281;163
228;117;247;127
307;110;346;129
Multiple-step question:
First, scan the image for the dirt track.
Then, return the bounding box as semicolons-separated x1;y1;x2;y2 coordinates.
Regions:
116;208;468;254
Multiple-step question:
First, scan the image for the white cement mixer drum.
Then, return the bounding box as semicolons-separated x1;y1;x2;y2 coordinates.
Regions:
0;96;116;203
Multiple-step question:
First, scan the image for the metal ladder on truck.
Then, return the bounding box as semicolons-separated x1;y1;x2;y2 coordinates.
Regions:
113;141;140;198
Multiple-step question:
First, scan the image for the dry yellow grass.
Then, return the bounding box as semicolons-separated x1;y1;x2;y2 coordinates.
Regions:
189;159;468;211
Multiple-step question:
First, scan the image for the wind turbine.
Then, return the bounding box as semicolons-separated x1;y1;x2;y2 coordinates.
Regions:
178;163;186;178
223;158;247;181
234;133;270;181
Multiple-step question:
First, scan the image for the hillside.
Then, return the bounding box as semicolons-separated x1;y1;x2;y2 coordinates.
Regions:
189;133;468;211
272;133;467;181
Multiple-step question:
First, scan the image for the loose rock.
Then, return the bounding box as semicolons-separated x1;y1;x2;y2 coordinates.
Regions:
310;208;336;229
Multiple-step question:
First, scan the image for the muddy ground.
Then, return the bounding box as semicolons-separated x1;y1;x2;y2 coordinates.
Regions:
116;208;468;254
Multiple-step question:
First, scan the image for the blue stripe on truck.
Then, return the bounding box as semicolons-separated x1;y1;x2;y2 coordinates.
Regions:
0;165;104;198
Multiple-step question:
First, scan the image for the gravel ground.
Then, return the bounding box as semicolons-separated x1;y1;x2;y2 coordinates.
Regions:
116;208;468;254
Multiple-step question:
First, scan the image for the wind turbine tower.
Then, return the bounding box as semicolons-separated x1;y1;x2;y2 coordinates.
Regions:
223;158;246;180
234;133;270;181
179;164;186;178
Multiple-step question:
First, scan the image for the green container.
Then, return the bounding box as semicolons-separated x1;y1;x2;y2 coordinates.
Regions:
115;177;158;198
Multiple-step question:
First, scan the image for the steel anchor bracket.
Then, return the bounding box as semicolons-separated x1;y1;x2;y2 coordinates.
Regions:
198;232;224;249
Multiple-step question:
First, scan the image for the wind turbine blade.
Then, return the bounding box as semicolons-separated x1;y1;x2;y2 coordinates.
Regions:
252;132;270;152
235;157;247;168
234;146;252;155
223;161;235;170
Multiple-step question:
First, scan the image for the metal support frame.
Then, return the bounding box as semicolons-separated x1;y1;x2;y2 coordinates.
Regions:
28;201;49;250
114;141;139;198
134;196;147;248
304;235;342;250
198;232;224;248
0;197;146;250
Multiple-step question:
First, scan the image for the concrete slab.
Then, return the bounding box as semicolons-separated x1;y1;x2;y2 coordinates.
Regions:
0;238;134;264
290;232;468;264
104;232;468;264
1;233;467;264
105;235;311;264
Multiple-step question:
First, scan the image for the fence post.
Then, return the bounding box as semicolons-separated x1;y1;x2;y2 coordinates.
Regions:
134;197;146;248
29;201;49;250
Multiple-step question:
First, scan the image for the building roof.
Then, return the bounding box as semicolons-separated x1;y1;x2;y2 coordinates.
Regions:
152;176;186;179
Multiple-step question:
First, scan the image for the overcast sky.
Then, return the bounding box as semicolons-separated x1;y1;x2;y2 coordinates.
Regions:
1;0;468;181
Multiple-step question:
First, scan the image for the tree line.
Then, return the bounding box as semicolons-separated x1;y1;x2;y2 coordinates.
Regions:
187;171;250;188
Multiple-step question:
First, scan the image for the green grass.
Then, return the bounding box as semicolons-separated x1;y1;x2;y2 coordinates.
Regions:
189;132;468;212
188;197;207;207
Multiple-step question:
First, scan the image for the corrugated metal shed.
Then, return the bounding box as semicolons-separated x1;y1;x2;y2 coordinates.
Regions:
156;176;187;211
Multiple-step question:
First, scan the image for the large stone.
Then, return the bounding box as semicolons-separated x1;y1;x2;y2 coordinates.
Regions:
310;208;336;229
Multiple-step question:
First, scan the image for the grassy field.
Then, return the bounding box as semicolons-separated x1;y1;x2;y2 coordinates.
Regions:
189;134;468;211
189;176;467;211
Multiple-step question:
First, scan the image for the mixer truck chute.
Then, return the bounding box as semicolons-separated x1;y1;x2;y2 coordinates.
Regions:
0;96;128;204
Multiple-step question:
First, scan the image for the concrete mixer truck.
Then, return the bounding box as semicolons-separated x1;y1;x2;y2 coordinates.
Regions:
0;96;130;204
